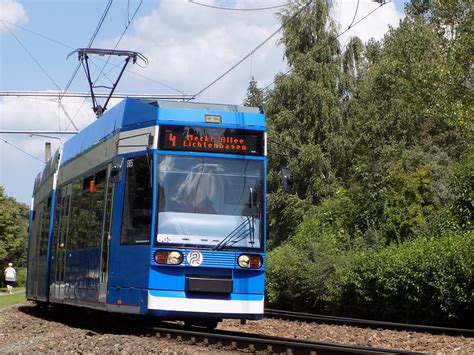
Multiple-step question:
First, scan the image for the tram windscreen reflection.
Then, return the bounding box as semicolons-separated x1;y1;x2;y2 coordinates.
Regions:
155;155;264;250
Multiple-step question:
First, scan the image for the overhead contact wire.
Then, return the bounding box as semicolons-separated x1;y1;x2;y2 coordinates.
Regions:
262;1;388;91
1;139;45;164
192;0;313;99
59;0;114;116
188;0;291;11
0;18;186;96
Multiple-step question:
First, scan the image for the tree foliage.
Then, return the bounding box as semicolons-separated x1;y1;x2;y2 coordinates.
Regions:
0;186;29;268
243;77;267;107
264;0;473;325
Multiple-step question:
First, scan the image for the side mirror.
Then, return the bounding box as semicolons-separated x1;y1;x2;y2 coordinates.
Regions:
147;134;154;150
281;167;294;193
109;157;124;183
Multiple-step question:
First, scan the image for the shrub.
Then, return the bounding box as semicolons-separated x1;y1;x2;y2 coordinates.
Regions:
267;231;473;327
16;267;26;287
330;231;474;326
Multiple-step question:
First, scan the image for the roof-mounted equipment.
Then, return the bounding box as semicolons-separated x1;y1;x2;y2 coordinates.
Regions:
67;48;148;117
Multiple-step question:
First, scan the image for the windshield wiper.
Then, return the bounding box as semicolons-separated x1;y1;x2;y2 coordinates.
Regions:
213;216;255;251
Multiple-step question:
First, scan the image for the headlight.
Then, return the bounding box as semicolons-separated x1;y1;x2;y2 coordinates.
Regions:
238;254;262;269
154;250;183;265
167;251;183;265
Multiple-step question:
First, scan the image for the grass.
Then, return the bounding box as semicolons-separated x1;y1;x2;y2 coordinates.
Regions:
0;288;27;308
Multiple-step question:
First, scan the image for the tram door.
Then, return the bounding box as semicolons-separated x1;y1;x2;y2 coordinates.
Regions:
99;167;114;302
53;184;72;300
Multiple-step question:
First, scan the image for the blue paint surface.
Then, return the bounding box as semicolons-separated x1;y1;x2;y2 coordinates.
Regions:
29;97;267;320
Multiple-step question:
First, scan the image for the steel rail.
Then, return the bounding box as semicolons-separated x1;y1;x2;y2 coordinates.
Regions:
21;305;412;354
265;308;474;338
151;323;414;354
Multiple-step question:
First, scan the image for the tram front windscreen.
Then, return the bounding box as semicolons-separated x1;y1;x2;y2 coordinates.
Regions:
155;155;264;251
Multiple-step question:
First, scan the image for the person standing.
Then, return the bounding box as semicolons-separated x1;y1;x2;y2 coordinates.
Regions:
4;263;17;294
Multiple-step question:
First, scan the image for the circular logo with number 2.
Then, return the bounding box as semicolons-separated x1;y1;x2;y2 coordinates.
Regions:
187;250;203;266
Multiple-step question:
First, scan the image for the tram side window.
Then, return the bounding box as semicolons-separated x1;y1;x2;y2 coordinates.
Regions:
121;156;152;244
76;176;93;248
39;196;52;259
50;189;63;259
89;169;107;248
68;180;83;250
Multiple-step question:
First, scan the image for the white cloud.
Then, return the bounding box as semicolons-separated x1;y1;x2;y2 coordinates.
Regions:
0;0;28;31
0;0;405;203
0;96;92;131
331;0;404;48
96;0;403;104
0;95;95;203
99;0;287;104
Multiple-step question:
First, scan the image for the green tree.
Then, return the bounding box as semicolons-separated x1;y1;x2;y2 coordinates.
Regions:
265;0;351;246
243;77;267;107
344;0;472;242
263;0;473;325
448;145;474;230
0;186;29;268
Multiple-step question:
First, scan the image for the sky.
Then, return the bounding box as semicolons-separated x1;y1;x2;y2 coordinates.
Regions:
0;0;406;205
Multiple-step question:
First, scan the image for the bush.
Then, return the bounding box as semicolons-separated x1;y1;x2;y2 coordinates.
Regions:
266;231;473;327
328;231;473;326
266;192;356;311
16;267;26;287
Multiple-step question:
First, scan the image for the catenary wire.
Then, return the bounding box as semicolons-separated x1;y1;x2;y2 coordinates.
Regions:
347;0;360;29
337;0;387;38
92;0;144;83
59;0;114;116
1;22;79;131
261;1;389;91
55;0;114;132
191;0;313;99
188;0;292;11
2;23;62;91
1;138;45;164
63;0;145;135
0;18;74;49
1;1;113;137
0;18;121;90
0;18;186;95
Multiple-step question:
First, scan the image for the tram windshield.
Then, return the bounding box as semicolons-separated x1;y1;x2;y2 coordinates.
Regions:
155;155;264;250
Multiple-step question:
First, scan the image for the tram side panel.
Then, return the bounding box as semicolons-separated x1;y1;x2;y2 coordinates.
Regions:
62;178;101;302
49;163;113;304
27;180;54;302
107;154;152;313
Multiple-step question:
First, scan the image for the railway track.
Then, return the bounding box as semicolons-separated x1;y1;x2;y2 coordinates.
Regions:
152;322;414;354
264;308;474;338
25;304;413;354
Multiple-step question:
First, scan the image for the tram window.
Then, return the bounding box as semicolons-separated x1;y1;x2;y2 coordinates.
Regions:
83;175;94;191
68;179;82;250
89;169;107;247
38;197;51;259
121;156;152;244
95;169;107;186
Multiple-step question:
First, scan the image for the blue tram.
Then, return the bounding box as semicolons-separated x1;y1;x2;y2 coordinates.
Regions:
26;98;267;326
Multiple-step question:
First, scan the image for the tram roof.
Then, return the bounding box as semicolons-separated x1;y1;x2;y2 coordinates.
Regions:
61;97;266;165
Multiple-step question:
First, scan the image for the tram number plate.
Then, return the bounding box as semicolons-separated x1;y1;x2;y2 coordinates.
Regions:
157;234;173;243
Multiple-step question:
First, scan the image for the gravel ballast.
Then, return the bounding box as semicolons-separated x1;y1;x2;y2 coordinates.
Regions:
0;304;472;353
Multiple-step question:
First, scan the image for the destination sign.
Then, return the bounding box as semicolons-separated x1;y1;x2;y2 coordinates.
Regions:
159;125;264;156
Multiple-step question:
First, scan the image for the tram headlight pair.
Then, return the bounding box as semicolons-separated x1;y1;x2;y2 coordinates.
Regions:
237;254;262;269
154;250;183;265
